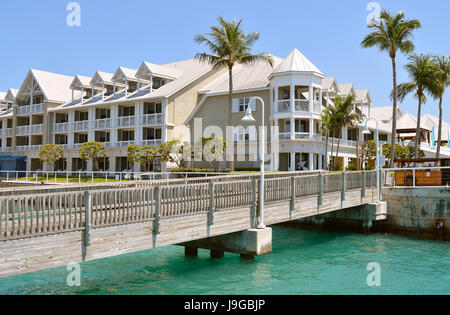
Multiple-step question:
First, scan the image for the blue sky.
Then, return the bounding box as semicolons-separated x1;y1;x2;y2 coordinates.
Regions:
0;0;448;122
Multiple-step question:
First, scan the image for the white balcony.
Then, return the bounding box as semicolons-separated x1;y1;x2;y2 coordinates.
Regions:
17;104;44;115
294;132;310;140
276;99;320;114
91;118;113;130
140;114;164;126
62;144;83;150
277;100;290;113
16;124;43;136
53;122;71;133
16;145;41;152
0;129;12;137
141;139;163;147
0;147;12;153
116;116;137;128
295;100;309;112
313;101;322;114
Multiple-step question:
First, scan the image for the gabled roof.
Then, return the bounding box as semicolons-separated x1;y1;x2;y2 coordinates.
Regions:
54;59;214;111
70;75;92;89
397;112;430;131
137;62;182;80
422;114;450;139
355;89;372;104
112;67;138;82
16;69;74;104
322;77;340;94
90;71;115;85
199;55;283;94
338;83;356;96
6;89;18;102
272;48;323;76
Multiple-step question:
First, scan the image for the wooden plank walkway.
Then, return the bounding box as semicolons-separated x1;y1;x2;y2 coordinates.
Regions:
0;171;377;277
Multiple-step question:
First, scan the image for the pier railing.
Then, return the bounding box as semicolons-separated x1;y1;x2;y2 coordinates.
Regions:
0;171;377;241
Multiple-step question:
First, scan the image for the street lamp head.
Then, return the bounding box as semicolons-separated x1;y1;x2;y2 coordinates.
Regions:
241;106;256;122
362;128;371;135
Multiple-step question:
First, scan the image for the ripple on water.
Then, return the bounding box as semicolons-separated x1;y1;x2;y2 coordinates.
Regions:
1;227;450;295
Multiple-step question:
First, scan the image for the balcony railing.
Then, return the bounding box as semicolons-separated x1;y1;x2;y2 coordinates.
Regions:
140;113;164;126
295;100;309;112
0;129;12;137
294;132;310;140
17;104;44;115
16;145;41;151
141;139;163;147
16;124;43;136
73;120;90;131
91;118;113;130
116;116;137;128
277;100;290;113
53;122;71;133
0;147;12;153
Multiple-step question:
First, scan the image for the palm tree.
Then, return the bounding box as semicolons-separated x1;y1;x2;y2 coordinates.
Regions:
430;55;450;159
320;111;333;170
361;9;421;167
396;54;436;159
194;16;274;171
332;95;363;169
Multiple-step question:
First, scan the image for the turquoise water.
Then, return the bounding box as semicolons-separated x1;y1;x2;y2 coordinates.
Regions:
1;226;450;295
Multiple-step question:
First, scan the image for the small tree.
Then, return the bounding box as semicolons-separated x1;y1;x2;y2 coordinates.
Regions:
127;144;158;172
382;143;408;162
79;142;106;171
196;137;227;171
39;144;63;171
359;140;377;170
159;140;191;169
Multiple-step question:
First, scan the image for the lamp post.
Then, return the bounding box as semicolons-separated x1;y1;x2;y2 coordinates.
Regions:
242;97;266;229
362;118;380;202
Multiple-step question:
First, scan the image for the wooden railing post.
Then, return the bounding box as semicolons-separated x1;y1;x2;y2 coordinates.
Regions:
84;191;92;246
290;177;296;216
341;172;347;202
251;179;257;228
154;186;161;235
209;182;215;225
362;171;366;198
318;174;323;207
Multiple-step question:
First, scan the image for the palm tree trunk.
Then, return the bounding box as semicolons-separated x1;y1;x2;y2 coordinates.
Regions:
390;56;398;168
324;133;329;170
414;96;423;159
436;96;443;160
228;65;234;171
336;139;341;171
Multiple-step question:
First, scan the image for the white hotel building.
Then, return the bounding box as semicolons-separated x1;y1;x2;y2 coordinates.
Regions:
0;48;393;173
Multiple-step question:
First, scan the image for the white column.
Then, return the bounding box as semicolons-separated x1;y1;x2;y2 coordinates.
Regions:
289;152;296;172
309;118;314;140
290;117;295;140
88;108;95;142
124;79;128;96
269;88;274;114
135;102;143;145
80;88;84;103
274;87;279;113
113;82;116;96
309;153;314;171
308;84;313;112
72;89;74;102
110;105;118;145
290;84;295;113
162;99;168;142
319;88;323;112
149;75;153;93
102;83;105;99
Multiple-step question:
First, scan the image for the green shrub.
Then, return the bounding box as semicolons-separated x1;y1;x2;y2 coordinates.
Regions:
346;163;358;171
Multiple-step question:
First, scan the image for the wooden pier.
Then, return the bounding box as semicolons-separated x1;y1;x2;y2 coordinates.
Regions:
0;171;379;278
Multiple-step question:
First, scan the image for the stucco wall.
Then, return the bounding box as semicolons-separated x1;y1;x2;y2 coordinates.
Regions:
382;187;450;239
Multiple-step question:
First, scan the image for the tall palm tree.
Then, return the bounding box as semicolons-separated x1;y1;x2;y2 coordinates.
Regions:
430;55;450;159
332;95;363;169
361;9;421;167
396;54;436;159
194;16;274;171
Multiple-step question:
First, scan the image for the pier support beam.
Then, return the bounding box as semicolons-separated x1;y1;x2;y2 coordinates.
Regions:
181;228;272;259
185;247;198;257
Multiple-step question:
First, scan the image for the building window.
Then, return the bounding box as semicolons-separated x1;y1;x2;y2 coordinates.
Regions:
118;105;135;117
144;102;162;115
144;128;162;140
96;108;110;119
239;98;250;112
118;130;134;141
